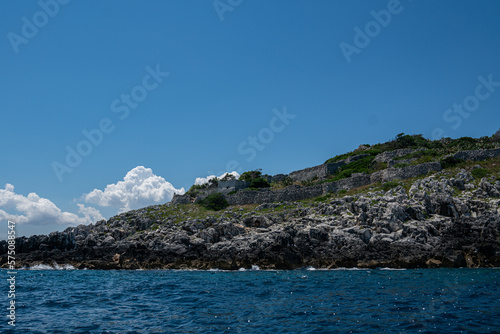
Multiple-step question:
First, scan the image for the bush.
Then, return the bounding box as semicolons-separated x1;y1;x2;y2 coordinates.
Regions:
471;168;488;179
220;173;236;181
249;177;270;189
240;170;270;189
330;156;375;181
198;193;229;211
382;181;400;192
314;194;332;202
441;156;464;169
282;176;294;186
239;170;262;182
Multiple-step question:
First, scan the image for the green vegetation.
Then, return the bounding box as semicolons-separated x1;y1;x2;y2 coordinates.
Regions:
471;168;489;179
220;173;236;181
394;149;439;163
181;132;500;205
382;181;400;192
325;132;500;165
314;193;332;202
198;193;229;211
441;156;464;169
186;177;219;197
239;170;271;189
328;156;376;182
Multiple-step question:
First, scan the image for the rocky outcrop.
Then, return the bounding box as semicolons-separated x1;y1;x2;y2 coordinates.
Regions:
2;170;499;270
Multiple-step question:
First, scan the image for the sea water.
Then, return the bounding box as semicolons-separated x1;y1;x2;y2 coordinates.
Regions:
1;268;499;333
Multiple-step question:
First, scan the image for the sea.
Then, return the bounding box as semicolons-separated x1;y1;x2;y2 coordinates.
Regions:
1;267;499;333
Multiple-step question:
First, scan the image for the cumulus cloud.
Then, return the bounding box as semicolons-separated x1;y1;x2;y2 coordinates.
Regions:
194;171;240;186
0;183;104;226
82;166;185;213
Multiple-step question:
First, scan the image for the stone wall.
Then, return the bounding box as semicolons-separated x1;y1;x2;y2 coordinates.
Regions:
453;148;500;162
218;180;250;191
370;162;442;183
288;161;346;182
266;174;288;184
373;148;422;163
288;164;329;182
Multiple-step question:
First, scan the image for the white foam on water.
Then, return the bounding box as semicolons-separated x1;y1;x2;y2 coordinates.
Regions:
251;265;260;271
380;267;407;271
329;267;370;271
28;263;75;270
28;264;54;270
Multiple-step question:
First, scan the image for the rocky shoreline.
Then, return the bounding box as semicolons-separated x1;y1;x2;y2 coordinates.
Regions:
1;168;499;270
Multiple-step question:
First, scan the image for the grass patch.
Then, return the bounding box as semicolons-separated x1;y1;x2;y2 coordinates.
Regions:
382;181;400;192
329;156;375;181
314;194;332;202
471;168;489;179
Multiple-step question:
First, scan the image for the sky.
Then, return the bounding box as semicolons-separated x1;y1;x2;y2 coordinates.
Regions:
1;0;500;239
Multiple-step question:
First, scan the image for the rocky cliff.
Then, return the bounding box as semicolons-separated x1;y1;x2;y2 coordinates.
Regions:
2;166;499;270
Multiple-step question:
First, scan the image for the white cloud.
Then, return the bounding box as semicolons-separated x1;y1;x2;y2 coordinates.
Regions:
194;171;240;186
82;166;185;213
0;183;104;226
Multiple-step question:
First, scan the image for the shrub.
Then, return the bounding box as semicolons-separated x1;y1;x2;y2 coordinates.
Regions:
471;168;488;179
220;173;236;181
314;194;331;202
282;176;294;186
441;156;464;169
239;170;262;182
249;177;270;189
198;193;229;211
239;170;270;189
382;181;400;192
330;156;375;181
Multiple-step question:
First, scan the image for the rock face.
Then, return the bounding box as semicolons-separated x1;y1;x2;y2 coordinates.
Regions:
2;170;499;270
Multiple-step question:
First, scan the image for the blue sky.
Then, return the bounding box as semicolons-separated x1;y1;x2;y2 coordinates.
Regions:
1;0;500;238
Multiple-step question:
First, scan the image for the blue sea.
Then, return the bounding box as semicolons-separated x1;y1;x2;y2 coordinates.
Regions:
1;268;499;333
